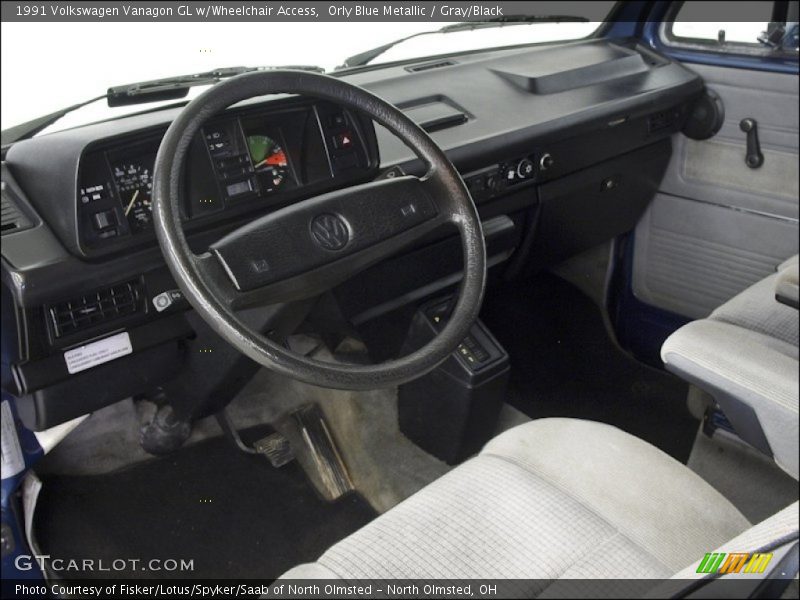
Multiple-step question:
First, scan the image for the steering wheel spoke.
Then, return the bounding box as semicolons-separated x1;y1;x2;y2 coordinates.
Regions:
207;175;450;303
190;251;240;308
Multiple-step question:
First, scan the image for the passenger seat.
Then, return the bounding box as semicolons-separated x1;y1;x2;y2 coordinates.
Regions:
661;256;799;480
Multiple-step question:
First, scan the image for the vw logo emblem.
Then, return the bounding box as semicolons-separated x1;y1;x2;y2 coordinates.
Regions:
310;214;349;251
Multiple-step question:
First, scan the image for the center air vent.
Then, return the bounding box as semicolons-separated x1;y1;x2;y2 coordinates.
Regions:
48;280;143;338
1;182;33;235
405;60;456;73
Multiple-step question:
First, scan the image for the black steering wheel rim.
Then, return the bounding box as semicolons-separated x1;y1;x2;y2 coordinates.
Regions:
152;70;486;390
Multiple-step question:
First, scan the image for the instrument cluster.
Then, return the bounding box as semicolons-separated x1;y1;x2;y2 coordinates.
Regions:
76;101;373;250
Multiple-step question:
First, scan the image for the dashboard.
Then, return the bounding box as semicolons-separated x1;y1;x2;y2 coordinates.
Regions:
76;100;376;252
1;37;704;430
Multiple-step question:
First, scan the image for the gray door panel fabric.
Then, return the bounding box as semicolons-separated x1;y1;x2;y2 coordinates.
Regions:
633;196;798;319
681;138;799;206
668;64;799;219
662;261;800;479
688;64;799;153
280;419;750;583
632;64;799;318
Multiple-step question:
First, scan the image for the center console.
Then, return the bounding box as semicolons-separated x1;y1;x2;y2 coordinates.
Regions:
398;296;510;464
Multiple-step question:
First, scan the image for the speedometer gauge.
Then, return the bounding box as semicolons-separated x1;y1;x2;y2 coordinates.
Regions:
247;135;290;192
113;161;153;233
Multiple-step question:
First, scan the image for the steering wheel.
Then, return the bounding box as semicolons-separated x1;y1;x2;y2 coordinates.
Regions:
152;70;486;390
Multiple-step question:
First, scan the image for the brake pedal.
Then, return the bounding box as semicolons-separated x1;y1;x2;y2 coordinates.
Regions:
216;409;295;467
292;404;354;500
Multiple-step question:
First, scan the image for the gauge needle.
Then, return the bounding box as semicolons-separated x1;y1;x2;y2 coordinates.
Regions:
125;189;139;216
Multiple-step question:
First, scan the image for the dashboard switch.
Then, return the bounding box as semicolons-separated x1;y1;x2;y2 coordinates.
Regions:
92;210;116;231
152;289;184;313
516;158;535;179
332;132;354;150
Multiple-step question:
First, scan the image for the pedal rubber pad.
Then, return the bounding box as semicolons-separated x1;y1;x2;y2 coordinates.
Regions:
254;433;295;468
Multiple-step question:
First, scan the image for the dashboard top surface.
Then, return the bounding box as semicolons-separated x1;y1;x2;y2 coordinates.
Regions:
7;38;700;164
2;36;702;303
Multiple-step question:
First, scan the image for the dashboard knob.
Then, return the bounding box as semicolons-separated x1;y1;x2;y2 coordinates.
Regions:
539;153;554;170
516;158;535;179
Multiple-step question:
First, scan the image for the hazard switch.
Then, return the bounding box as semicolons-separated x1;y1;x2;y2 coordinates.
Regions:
332;132;354;150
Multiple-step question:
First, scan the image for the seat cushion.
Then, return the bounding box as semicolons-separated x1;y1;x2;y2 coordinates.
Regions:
281;419;749;584
662;319;799;480
661;252;800;480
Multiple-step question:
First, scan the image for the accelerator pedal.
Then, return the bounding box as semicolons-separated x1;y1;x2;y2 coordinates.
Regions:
292;404;354;500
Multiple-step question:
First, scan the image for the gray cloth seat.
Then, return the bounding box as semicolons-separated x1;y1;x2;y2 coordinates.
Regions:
281;418;786;585
662;255;799;479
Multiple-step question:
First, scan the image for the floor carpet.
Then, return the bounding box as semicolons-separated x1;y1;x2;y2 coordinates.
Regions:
480;273;697;462
34;426;375;579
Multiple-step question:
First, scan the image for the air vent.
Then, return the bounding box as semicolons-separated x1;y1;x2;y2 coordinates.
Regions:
48;280;143;338
405;60;456;73
1;182;33;235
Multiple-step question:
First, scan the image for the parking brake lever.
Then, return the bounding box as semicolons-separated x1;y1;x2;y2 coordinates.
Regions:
739;118;764;169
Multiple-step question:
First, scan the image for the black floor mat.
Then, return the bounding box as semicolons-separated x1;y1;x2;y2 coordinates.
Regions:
481;273;697;462
34;427;375;579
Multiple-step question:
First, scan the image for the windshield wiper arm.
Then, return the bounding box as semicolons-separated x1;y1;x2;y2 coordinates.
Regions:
337;14;590;69
2;65;325;145
107;64;325;106
440;14;590;32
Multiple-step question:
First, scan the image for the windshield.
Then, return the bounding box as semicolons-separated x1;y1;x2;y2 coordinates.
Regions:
1;13;610;135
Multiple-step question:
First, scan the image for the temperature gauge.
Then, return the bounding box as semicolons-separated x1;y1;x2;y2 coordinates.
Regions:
247;134;291;193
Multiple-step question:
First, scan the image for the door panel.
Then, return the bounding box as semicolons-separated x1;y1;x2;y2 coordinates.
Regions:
632;63;799;319
633;193;798;319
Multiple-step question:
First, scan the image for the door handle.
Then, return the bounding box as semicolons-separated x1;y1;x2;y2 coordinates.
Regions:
739;118;764;169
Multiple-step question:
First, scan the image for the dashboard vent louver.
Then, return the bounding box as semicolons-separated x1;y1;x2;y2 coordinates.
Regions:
406;60;456;73
48;280;143;338
1;183;33;235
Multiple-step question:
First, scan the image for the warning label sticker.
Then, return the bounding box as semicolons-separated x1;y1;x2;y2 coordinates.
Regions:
64;331;132;374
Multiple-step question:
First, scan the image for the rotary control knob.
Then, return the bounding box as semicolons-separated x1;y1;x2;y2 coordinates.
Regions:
516;158;535;179
539;153;554;171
